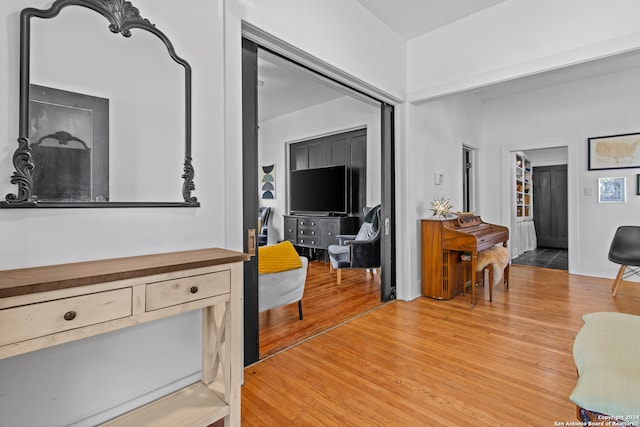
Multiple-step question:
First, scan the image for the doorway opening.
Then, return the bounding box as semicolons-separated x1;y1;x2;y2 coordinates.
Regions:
509;147;568;271
462;146;476;212
242;37;396;365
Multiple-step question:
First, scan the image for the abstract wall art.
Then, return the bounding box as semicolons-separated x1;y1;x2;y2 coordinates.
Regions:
260;164;275;199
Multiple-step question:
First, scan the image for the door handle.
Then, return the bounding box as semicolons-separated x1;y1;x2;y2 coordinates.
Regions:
247;228;256;257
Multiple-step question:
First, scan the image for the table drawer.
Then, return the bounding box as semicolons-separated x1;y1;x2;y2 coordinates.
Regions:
0;288;132;347
297;236;321;247
145;271;230;311
298;227;319;238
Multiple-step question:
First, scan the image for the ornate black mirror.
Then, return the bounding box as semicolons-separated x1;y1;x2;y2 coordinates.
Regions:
2;0;198;207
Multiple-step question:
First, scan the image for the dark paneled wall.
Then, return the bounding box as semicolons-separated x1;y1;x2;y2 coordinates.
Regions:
289;128;367;221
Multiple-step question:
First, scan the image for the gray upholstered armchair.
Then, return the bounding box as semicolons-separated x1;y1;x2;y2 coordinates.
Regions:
327;206;382;286
258;206;271;246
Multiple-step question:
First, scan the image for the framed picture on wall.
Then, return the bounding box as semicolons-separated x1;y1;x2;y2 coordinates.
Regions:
598;177;626;203
637;174;640;195
260;164;275;199
29;84;109;202
588;132;640;170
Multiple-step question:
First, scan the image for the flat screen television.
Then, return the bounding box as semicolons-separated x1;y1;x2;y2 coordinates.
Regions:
289;165;347;215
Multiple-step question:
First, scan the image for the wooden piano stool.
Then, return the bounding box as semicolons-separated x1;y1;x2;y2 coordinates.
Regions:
461;253;509;303
461;258;487;295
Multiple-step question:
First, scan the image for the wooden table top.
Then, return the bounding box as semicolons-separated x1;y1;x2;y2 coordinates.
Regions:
0;248;250;298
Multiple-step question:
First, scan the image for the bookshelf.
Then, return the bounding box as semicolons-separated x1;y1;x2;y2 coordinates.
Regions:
515;152;532;219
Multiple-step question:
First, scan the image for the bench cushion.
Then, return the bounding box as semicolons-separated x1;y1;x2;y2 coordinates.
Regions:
570;312;640;424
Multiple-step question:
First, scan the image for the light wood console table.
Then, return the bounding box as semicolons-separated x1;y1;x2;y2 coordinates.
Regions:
0;248;249;426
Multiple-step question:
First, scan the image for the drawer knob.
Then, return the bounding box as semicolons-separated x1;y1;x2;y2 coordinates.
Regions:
63;311;77;321
190;286;199;294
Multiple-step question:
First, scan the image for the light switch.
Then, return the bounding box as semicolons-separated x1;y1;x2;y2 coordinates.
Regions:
434;172;444;185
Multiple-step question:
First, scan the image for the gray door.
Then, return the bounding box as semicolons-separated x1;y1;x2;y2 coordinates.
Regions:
533;165;568;249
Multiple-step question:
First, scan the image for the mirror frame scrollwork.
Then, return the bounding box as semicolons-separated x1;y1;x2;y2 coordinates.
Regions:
1;0;199;208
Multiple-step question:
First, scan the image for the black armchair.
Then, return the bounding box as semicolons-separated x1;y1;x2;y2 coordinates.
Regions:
327;206;382;286
609;225;640;296
258;207;271;246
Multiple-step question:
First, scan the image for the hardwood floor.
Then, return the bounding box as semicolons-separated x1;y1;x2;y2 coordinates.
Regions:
243;265;640;426
259;260;383;358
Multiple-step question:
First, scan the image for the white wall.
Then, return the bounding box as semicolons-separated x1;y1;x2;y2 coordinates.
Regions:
407;0;640;101
258;96;381;244
238;0;406;101
408;94;484;297
0;0;227;425
481;66;640;279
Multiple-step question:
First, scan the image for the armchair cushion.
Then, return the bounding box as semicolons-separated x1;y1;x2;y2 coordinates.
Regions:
258;241;302;274
355;222;374;241
328;245;350;269
353;204;381;241
364;204;381;230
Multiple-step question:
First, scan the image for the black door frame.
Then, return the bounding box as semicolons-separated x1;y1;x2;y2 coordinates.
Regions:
241;38;260;366
242;38;396;365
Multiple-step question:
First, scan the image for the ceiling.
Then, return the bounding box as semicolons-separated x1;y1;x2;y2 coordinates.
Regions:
357;0;508;40
257;1;512;122
470;49;640;101
257;50;373;123
257;2;640;121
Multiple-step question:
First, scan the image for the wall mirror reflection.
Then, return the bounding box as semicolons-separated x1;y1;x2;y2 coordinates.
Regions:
2;0;198;208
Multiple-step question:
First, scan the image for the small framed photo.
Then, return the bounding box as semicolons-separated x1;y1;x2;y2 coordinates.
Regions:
637;174;640;195
598;177;626;203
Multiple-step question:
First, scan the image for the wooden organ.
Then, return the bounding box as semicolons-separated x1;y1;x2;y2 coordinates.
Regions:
421;214;509;306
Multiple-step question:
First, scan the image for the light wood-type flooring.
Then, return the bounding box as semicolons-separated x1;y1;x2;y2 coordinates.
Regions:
243;265;640;426
259;260;383;358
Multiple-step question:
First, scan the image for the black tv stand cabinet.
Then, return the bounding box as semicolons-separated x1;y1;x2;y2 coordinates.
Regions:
284;215;358;253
